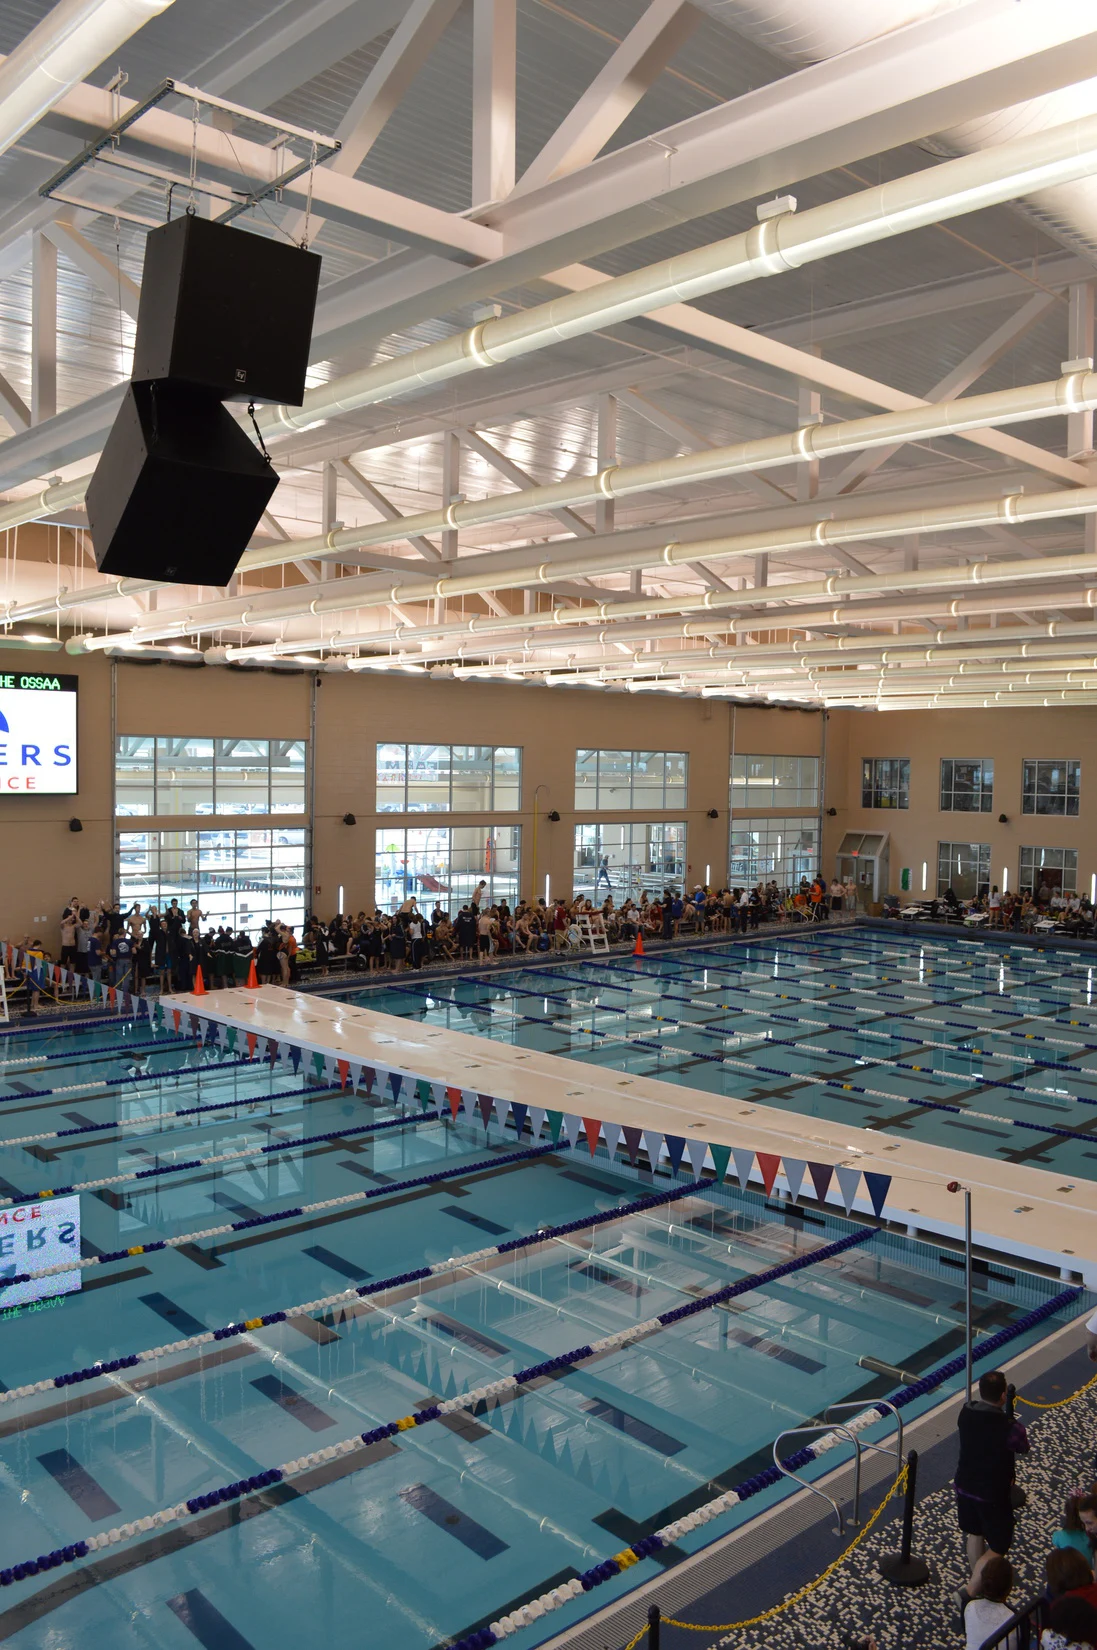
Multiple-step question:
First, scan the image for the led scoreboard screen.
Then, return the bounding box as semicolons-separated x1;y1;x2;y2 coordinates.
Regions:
0;672;77;793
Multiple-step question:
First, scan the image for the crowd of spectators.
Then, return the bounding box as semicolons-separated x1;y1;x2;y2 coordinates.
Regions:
888;881;1097;936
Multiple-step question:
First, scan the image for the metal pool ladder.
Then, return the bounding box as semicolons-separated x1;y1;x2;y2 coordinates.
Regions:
772;1399;904;1536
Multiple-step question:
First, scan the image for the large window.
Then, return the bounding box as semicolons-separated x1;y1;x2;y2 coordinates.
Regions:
861;757;910;810
573;822;686;900
115;737;306;816
574;749;687;810
731;754;819;810
940;759;993;813
117;829;306;930
1022;759;1080;816
937;841;991;901
376;745;520;812
1020;846;1079;893
730;817;819;888
375;826;520;911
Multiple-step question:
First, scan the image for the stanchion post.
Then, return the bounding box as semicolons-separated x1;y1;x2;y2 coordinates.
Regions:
647;1603;661;1649
878;1450;931;1586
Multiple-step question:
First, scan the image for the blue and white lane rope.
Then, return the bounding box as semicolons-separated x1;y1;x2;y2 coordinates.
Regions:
0;1138;565;1293
0;1174;716;1402
0;1055;255;1104
0;1223;873;1587
0;1107;446;1206
451;1283;1082;1650
0;1082;343;1150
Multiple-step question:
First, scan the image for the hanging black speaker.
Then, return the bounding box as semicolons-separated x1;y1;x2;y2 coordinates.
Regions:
86;381;278;584
131;214;321;404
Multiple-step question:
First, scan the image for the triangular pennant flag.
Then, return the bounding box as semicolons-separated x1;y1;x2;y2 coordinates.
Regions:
171;1007;181;1033
709;1143;732;1184
526;1104;545;1141
226;1025;238;1052
267;1039;279;1066
641;1128;663;1170
389;1072;404;1105
621;1126;643;1165
808;1161;833;1205
561;1114;582;1149
601;1120;623;1161
477;1094;494;1129
782;1157;807;1203
863;1171;891;1220
431;1082;446;1111
835;1163;861;1215
494;1097;509;1131
311;1051;324;1079
547;1110;564;1145
664;1134;686;1175
510;1102;528;1140
337;1059;350;1091
290;1045;301;1073
582;1117;602;1156
360;1066;376;1096
416;1079;432;1110
756;1153;781;1196
108;986;118;1010
246;1032;258;1061
324;1056;337;1087
446;1086;462;1122
684;1138;708;1177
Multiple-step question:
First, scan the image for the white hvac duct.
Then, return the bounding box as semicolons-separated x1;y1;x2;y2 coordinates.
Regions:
64;484;1097;651
12;101;1097;545
0;0;176;161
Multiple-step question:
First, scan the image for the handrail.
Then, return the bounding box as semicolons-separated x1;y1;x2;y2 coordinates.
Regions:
824;1398;904;1479
773;1423;862;1535
978;1591;1046;1647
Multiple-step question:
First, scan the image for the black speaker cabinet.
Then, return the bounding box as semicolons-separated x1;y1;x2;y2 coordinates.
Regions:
131;214;321;404
87;381;278;584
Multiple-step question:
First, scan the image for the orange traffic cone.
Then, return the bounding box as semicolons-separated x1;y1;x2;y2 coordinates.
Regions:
192;964;208;996
633;930;645;957
246;957;259;989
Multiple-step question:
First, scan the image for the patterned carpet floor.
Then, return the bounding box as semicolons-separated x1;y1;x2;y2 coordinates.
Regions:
662;1349;1097;1650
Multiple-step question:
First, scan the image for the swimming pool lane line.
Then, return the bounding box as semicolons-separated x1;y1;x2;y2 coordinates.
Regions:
0;1138;569;1293
0;1226;876;1589
0;1054;260;1105
0;1174;712;1404
465;1279;1085;1650
0;1105;449;1206
0;1082;343;1149
498;958;1097;1091
415;971;1097;1141
0;1033;189;1070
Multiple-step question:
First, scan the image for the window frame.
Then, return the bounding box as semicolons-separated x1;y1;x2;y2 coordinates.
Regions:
1021;758;1081;816
861;757;910;810
573;749;688;811
939;758;994;814
730;753;820;811
936;840;991;900
375;743;522;813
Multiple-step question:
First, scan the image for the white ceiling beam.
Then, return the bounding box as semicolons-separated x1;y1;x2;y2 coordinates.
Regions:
191;0;412;112
0;368;29;433
471;0;516;206
615;386;792;505
829;288;1062;496
40;217;140;319
458;427;594;536
31;232;56;427
334;459;443;561
515;0;700;194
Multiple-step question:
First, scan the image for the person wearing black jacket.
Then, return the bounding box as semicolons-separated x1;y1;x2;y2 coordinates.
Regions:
953;1369;1029;1618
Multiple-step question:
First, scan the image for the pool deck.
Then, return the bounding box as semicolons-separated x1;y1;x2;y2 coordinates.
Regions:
162;982;1097;1288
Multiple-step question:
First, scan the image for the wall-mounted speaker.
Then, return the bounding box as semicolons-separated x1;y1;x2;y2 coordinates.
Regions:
68;818;82;832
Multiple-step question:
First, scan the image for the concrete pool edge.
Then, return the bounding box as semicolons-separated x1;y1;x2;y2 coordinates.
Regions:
528;1303;1093;1650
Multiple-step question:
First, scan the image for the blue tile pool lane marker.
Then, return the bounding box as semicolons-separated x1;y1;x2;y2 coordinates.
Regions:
0;1106;447;1207
36;1449;121;1522
0;1138;565;1297
0;1168;696;1402
166;1589;259;1650
0;1220;873;1588
400;1483;509;1559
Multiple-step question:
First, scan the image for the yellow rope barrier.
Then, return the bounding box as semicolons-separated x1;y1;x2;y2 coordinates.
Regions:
1014;1368;1097;1410
651;1465;907;1637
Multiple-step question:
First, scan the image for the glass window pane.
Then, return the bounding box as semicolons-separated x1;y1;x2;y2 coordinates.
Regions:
598;751;632;809
115;735;155;816
377;743;407;812
270;739;307;814
575;749;598;810
492;747;521;810
664;753;687;801
632;751;664;809
155;737;213;815
406;744;451;812
450;746;492;812
214;737;269;815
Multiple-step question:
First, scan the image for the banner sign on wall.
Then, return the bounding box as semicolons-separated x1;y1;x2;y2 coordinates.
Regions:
0;1196;81;1307
0;672;78;793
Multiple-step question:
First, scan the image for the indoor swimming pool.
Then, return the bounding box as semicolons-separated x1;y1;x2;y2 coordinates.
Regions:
0;952;1088;1650
344;927;1097;1185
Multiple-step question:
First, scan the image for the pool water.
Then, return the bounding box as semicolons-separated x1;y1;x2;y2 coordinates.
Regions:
0;963;1085;1650
344;928;1097;1184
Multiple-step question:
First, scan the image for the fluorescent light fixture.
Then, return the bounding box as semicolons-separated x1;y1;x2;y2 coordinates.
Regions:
544;875;550;905
338;884;344;915
921;862;927;892
705;864;711;884
1003;867;1009;893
